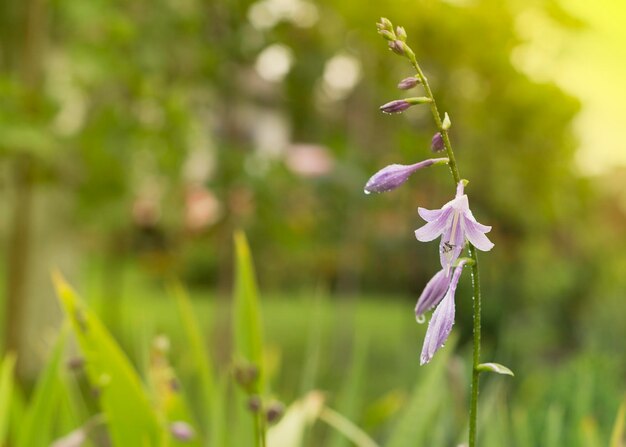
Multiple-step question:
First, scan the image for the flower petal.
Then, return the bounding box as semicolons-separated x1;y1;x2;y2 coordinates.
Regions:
420;288;455;365
420;261;466;365
418;207;444;222
414;207;453;242
455;181;465;197
464;212;491;233
463;216;494;251
415;269;450;319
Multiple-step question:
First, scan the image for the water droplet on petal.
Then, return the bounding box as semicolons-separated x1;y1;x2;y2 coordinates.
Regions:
416;314;425;324
363;189;371;195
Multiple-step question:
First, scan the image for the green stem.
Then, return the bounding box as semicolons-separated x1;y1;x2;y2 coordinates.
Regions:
407;49;482;447
254;412;266;447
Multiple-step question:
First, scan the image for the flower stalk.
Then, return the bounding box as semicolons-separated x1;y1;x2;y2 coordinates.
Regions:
407;43;484;447
367;17;507;447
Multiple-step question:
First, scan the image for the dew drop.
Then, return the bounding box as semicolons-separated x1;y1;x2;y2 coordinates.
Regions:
363;189;371;195
416;314;425;324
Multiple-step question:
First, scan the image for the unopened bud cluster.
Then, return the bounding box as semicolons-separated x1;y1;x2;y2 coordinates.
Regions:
246;395;285;425
376;18;411;57
376;18;436;116
234;361;285;426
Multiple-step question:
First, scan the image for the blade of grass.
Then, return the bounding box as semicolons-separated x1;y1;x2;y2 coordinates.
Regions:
232;231;264;387
329;334;368;447
544;404;563;447
52;271;162;447
16;327;68;447
610;396;625;447
8;382;25;446
169;281;223;447
298;289;326;396
232;231;266;447
386;336;456;447
320;407;379;447
0;353;16;445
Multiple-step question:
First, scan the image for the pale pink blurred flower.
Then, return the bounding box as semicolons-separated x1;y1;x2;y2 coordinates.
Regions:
184;185;222;232
285;143;335;177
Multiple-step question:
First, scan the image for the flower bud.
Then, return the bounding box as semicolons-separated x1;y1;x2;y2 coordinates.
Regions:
66;356;85;372
442;112;451;130
431;132;444;152
247;395;262;413
266;401;285;425
378;30;395;41
396;26;407;42
388;40;405;56
234;363;259;391
379;99;410;114
170;421;195;442
364;158;449;194
397;76;420;90
377;17;393;32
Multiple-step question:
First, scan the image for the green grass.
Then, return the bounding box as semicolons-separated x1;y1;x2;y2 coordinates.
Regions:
0;253;623;446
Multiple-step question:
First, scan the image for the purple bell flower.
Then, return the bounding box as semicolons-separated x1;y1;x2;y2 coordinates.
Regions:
414;268;450;322
414;182;494;275
420;259;467;365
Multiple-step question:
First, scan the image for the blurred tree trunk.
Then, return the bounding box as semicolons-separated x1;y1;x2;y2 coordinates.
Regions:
5;156;34;356
2;0;46;376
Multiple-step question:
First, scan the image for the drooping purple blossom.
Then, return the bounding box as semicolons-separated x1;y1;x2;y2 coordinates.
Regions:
364;158;448;194
414;181;494;275
414;268;450;322
420;259;467;365
431;132;444;152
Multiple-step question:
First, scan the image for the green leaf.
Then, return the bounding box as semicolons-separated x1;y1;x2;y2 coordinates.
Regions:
16;328;68;447
320;407;379;447
232;231;264;390
52;271;162;447
0;354;16;445
477;362;515;377
169;281;224;447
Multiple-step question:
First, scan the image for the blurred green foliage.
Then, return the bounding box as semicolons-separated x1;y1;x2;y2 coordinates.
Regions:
0;247;622;446
1;0;626;443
